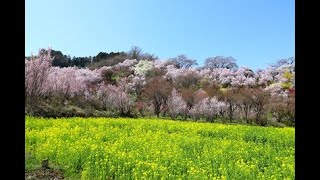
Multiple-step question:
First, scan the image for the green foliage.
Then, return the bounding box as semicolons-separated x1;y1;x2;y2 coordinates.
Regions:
282;70;293;81
26;117;294;179
51;50;71;67
88;55;127;69
281;82;292;90
281;70;294;90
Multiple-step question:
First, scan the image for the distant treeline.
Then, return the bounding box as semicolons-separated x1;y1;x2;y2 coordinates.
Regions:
25;46;159;69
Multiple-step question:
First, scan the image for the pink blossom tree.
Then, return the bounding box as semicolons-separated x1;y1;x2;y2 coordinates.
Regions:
25;48;52;114
167;89;188;119
189;96;227;122
96;84;134;116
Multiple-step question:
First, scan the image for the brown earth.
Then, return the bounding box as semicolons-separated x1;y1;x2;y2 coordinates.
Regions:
25;167;64;180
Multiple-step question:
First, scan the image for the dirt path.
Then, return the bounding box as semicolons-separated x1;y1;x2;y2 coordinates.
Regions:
25;167;64;180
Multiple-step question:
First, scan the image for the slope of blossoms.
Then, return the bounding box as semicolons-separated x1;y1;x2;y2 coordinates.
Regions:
25;49;295;126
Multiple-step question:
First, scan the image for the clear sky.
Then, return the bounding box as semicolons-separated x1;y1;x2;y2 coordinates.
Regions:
26;0;294;70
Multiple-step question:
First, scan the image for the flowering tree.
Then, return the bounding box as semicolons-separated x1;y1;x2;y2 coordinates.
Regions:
107;85;134;116
188;103;202;121
44;67;102;99
217;68;234;87
133;60;154;77
230;67;256;87
96;84;134;116
256;68;278;87
25;48;52;114
204;56;238;70
167;89;188;119
189;97;227;122
268;92;295;125
98;66;116;84
202;97;220;122
271;57;295;70
168;55;198;69
114;59;138;70
126;74;147;94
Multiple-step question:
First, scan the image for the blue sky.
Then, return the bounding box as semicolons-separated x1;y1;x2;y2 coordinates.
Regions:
26;0;294;70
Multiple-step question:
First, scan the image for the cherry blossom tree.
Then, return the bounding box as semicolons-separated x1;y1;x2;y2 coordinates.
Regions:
204;56;238;70
168;55;198;69
44;67;102;99
25;48;52;114
268;92;295;125
167;89;188;119
96;84;134;116
189;97;227;122
230;67;256;87
114;59;138;70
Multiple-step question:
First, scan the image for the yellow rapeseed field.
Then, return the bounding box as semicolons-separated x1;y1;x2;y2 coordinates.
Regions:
25;116;294;179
